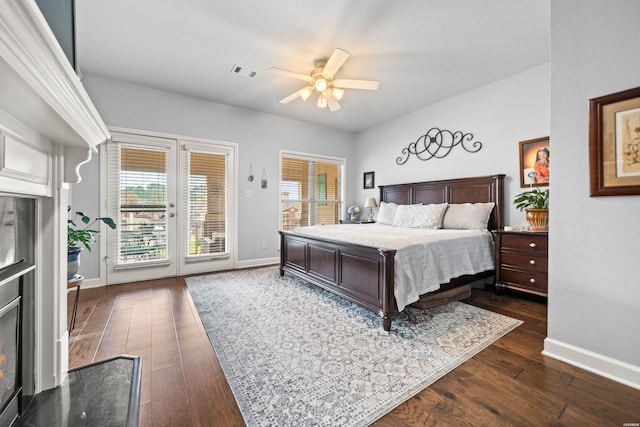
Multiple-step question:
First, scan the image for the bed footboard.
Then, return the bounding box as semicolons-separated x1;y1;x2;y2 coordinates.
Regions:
279;231;396;331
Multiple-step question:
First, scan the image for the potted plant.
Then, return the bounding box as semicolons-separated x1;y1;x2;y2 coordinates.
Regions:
68;207;116;279
513;188;549;231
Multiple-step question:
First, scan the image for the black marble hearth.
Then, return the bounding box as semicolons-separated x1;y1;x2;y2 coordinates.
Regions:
15;356;141;427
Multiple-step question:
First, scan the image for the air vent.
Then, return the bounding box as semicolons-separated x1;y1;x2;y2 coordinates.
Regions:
231;64;257;78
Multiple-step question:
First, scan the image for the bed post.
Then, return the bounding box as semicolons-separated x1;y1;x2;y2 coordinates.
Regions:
491;174;505;231
379;248;395;331
278;231;285;276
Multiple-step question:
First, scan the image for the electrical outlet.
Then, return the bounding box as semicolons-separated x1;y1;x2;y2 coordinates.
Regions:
245;190;252;198
262;241;267;249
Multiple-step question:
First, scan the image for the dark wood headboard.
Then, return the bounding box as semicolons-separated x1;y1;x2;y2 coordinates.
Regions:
378;174;505;231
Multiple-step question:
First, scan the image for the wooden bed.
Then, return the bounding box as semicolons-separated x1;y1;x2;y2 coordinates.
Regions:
278;174;505;331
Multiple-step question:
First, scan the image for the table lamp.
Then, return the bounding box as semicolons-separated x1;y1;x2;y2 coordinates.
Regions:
364;198;377;222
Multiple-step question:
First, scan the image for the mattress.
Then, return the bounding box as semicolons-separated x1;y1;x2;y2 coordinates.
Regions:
290;223;494;311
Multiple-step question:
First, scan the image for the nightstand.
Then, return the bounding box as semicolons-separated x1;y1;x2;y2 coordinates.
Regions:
494;230;548;297
339;220;376;224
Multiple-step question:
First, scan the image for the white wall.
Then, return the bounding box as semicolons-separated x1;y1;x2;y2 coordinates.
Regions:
352;63;550;228
544;0;640;388
77;66;551;277
74;75;355;275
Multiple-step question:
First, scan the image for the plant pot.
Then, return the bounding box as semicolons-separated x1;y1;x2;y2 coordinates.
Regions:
350;213;359;222
67;246;82;280
525;208;549;231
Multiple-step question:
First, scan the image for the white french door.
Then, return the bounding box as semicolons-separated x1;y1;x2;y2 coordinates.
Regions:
102;131;236;284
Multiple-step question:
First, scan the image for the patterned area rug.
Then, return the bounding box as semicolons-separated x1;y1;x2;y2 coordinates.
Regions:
186;267;522;427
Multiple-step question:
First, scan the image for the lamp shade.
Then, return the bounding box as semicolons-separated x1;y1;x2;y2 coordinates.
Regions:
317;94;328;109
300;86;313;101
364;198;377;208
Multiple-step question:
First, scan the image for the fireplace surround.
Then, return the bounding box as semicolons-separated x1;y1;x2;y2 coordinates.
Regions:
0;194;36;426
0;260;35;427
0;0;110;424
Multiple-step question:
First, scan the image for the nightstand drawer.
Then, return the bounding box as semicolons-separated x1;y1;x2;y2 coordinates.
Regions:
501;234;548;253
500;269;548;292
501;251;548;272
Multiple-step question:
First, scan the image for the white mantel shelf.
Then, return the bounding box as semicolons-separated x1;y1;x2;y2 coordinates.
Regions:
0;0;110;183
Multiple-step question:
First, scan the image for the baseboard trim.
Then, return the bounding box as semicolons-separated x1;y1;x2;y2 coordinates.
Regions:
80;277;103;289
83;258;281;289
543;337;640;391
236;257;280;269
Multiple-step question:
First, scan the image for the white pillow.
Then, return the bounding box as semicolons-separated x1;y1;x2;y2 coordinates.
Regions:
376;201;398;225
416;203;449;228
392;203;448;228
442;202;495;230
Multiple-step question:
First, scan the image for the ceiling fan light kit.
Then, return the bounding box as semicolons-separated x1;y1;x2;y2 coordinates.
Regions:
300;86;313;101
317;94;328;109
270;48;379;112
314;78;328;92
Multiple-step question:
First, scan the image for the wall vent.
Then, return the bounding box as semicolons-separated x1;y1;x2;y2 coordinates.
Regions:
231;64;257;78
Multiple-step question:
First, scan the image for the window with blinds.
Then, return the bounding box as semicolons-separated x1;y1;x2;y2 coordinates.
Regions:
280;152;344;230
118;145;168;263
187;151;227;256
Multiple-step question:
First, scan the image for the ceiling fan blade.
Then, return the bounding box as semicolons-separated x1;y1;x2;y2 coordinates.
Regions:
268;67;311;82
322;48;350;77
327;94;341;112
333;78;380;90
279;88;305;104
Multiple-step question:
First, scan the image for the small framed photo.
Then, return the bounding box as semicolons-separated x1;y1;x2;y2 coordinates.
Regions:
519;137;550;188
589;86;640;196
363;171;375;189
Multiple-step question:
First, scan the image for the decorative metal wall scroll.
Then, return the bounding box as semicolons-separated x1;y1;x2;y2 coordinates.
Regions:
396;127;483;165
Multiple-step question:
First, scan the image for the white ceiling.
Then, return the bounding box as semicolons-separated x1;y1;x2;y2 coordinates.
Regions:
75;0;550;133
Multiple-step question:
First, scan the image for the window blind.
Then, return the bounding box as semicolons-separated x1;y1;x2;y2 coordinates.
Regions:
106;142;170;265
280;152;344;230
187;150;227;256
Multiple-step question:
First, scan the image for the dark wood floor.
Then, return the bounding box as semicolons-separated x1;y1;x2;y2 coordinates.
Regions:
68;271;640;426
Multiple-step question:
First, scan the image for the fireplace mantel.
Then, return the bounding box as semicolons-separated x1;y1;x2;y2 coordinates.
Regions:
0;0;109;399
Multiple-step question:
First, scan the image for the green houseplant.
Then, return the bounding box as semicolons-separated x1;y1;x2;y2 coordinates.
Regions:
67;207;116;279
513;188;549;231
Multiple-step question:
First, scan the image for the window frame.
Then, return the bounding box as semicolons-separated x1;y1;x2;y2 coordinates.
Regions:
279;149;346;230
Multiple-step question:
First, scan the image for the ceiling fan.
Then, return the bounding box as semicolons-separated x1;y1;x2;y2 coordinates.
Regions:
269;48;379;112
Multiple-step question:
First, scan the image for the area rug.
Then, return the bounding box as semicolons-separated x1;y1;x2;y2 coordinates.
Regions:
185;267;522;427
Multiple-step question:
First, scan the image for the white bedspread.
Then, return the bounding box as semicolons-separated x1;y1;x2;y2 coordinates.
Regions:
289;224;494;311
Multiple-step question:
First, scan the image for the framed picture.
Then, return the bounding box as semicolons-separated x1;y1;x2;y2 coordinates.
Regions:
363;171;375;189
589;86;640;196
519;137;550;188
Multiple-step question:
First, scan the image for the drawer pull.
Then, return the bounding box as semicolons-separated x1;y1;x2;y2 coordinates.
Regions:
529;278;536;284
529;259;536;265
529;242;537;248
